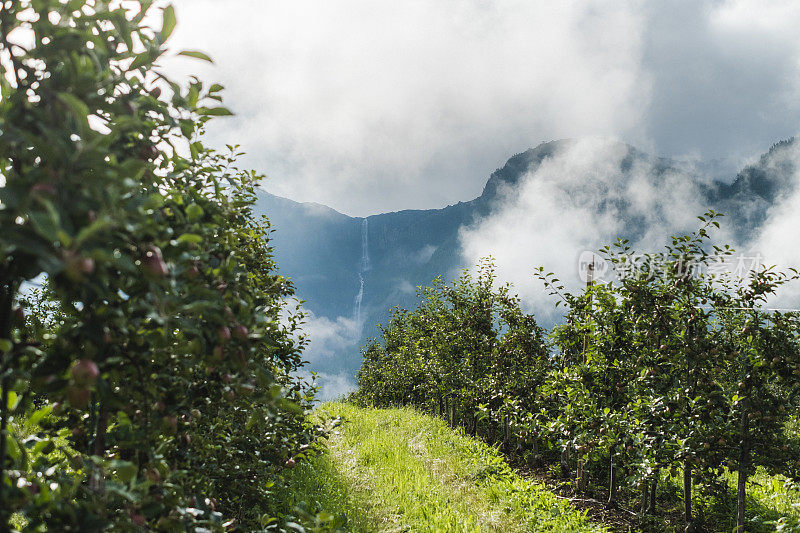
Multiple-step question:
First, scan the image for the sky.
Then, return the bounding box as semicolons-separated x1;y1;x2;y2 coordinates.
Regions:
163;0;800;217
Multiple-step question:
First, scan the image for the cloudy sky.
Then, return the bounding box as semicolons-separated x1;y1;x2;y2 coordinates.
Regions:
162;0;800;216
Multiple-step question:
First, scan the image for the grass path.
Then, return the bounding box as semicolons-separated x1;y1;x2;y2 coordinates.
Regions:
283;403;604;532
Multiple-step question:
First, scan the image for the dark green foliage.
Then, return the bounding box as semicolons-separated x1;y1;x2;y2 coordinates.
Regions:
355;213;800;531
353;258;551;449
0;2;322;530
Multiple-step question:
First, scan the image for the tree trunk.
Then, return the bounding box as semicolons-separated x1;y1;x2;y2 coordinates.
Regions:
561;446;571;477
684;460;694;532
577;459;588;493
737;409;749;533
608;446;618;507
503;416;510;451
648;469;659;514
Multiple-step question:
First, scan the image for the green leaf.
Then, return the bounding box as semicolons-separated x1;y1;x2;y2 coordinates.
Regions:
177;233;203;245
197;106;234;117
29;405;53;426
185;203;204;221
74;219;110;246
178;50;214;63
161;5;177;41
7;391;19;411
29;211;60;242
129;52;152;70
57;93;89;124
144;193;165;210
112;460;138;483
6;434;20;461
32;439;55;456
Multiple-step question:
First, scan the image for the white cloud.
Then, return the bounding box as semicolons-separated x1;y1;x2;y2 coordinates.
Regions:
458;138;717;317
163;0;650;215
300;310;361;364
746;142;800;306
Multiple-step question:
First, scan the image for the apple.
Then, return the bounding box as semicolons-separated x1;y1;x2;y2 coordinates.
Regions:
186;264;200;279
233;324;249;340
145;468;161;483
285;457;296;469
142;246;167;277
218;326;231;343
63;251;96;281
70;359;99;386
130;512;146;527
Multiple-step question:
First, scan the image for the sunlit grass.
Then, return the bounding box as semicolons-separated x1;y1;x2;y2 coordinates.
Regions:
310;402;605;532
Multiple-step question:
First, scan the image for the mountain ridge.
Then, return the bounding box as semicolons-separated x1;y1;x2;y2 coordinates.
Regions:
255;137;798;391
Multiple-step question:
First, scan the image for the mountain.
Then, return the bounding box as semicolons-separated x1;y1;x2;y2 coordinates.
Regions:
254;138;798;390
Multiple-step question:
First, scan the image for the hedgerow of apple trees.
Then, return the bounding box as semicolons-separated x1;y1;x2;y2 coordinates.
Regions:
0;1;326;530
354;213;800;532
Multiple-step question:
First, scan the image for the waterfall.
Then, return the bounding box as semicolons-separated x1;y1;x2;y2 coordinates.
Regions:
354;218;370;323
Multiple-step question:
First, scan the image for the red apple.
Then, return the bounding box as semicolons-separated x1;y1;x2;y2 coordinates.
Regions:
130;512;146;527
233;324;249;340
145;468;161;483
285;457;295;469
142;246;168;277
218;326;231;343
70;359;99;386
186;264;200;279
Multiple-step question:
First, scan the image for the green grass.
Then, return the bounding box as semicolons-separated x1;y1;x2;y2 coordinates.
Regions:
646;465;800;532
282;402;605;532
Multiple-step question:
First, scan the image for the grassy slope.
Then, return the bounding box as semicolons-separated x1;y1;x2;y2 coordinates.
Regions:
284;402;605;532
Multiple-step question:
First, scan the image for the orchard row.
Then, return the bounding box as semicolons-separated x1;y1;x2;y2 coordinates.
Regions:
1;2;321;531
354;214;800;532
